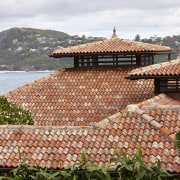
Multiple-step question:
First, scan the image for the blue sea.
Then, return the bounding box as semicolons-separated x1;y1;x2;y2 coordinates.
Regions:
0;71;55;95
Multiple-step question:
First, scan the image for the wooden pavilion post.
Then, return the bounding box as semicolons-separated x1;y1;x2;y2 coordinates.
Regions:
136;55;141;66
74;56;79;68
168;54;171;61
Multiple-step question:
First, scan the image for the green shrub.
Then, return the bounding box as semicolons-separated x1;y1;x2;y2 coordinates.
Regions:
110;146;172;180
0;146;174;180
0;96;34;125
175;131;180;151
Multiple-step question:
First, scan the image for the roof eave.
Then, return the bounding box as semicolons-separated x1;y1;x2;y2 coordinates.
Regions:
49;50;173;58
125;75;180;80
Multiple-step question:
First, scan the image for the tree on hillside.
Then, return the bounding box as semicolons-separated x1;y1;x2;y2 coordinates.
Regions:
134;34;141;42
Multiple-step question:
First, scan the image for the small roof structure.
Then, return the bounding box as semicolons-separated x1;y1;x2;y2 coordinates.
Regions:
50;38;172;58
50;28;173;69
126;59;180;79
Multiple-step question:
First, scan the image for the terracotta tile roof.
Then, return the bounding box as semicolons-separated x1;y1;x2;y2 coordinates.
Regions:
126;59;180;79
5;68;154;126
0;99;179;172
52;38;171;56
133;93;180;137
3;67;180;173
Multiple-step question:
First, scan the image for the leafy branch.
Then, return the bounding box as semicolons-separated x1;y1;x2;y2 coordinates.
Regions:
0;96;33;125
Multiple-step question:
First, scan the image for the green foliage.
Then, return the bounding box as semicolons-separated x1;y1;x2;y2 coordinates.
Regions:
135;34;141;42
0;96;34;125
0;28;104;71
110;146;172;180
0;146;175;180
175;131;180;151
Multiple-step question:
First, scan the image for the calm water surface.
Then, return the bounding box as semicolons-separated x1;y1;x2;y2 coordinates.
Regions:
0;71;54;95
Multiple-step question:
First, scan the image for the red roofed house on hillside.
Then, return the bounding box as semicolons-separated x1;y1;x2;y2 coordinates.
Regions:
0;28;180;173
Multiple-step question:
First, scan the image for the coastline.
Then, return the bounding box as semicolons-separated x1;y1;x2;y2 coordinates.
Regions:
0;71;54;95
0;70;55;72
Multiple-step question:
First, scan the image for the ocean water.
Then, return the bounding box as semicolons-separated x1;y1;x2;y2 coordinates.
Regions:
0;71;55;95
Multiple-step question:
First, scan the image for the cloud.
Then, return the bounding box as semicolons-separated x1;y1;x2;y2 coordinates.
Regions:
0;0;180;39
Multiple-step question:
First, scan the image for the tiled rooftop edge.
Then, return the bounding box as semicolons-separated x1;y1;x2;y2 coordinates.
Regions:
0;110;124;131
4;69;66;96
0;111;123;131
0;124;93;131
136;93;180;109
94;112;123;128
93;92;177;141
1;88;178;141
128;105;176;141
0;98;177;142
125;94;177;141
137;93;166;108
129;59;180;76
53;37;171;55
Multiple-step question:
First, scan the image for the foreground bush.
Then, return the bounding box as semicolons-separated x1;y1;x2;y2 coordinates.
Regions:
0;96;34;125
175;131;180;151
0;146;174;180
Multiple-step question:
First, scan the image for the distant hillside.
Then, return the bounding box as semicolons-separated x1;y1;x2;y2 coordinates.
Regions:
0;28;105;71
0;28;180;71
141;35;180;63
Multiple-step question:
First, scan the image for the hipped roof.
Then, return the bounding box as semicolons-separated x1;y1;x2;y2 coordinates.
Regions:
0;94;179;172
2;66;180;173
126;59;180;79
50;38;172;57
6;67;154;126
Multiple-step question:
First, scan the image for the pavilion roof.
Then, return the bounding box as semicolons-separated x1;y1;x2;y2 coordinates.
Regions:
126;59;180;79
51;38;172;57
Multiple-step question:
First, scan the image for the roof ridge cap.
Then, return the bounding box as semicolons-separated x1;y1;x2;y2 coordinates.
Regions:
126;105;175;142
136;94;166;108
93;112;123;128
0;124;93;130
141;109;175;141
125;96;175;142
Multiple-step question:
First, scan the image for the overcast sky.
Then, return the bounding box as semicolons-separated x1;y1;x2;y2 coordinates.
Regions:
1;0;180;39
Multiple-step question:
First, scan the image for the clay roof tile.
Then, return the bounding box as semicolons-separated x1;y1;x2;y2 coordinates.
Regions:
127;59;180;78
52;38;171;57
